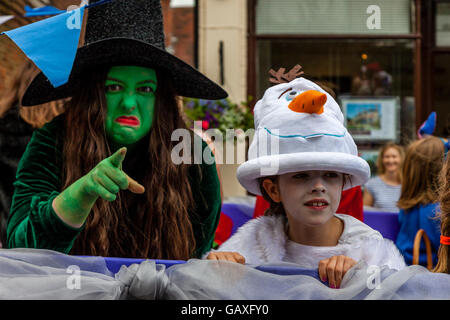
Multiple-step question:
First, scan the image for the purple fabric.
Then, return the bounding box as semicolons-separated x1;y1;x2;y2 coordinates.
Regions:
222;203;400;242
221;203;253;235
363;210;399;241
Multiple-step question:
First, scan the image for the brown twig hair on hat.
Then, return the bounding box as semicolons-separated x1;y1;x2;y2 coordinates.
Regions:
269;64;304;84
269;64;337;99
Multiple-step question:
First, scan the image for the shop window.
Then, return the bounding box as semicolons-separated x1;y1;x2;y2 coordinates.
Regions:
436;2;450;47
432;54;450;137
256;39;415;144
256;0;414;35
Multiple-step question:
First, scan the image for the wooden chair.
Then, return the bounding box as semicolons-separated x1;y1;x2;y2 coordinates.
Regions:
412;229;433;270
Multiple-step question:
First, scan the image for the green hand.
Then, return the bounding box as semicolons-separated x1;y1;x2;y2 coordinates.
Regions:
52;147;145;228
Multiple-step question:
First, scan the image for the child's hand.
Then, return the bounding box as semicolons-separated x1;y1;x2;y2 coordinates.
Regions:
206;251;246;264
318;255;357;289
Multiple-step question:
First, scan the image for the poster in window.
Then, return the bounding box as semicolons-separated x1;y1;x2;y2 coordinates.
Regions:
340;96;400;142
358;149;379;177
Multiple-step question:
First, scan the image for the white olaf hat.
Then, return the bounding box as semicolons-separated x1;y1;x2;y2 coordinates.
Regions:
237;66;371;196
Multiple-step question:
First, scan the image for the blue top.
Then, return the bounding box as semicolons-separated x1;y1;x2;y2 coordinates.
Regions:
395;203;441;266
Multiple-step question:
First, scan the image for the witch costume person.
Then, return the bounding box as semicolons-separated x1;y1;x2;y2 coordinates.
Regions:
6;0;227;260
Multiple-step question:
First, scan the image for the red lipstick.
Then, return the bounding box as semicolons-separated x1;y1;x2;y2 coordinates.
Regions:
115;116;140;127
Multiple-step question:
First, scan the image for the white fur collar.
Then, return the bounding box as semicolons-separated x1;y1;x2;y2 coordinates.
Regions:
214;214;406;270
213;214;287;263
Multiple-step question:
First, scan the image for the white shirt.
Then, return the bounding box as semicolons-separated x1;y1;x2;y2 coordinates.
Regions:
284;214;381;268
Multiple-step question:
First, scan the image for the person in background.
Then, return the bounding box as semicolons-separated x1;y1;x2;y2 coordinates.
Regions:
395;136;445;267
433;150;450;274
363;142;404;212
0;60;65;247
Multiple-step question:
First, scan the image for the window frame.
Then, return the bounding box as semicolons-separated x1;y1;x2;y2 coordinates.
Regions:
247;0;423;129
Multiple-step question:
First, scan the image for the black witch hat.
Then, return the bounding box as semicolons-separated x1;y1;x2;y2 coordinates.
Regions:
22;0;227;106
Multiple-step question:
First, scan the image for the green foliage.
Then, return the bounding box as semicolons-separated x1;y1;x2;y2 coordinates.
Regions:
183;97;254;136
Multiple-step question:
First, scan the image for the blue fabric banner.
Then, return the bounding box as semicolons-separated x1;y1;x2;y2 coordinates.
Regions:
2;6;85;87
0;0;112;87
24;5;65;17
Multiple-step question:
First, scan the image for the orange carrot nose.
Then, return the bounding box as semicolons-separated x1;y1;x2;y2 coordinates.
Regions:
288;90;327;114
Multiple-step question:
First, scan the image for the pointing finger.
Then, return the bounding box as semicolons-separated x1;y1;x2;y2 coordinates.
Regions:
109;147;127;168
126;174;145;194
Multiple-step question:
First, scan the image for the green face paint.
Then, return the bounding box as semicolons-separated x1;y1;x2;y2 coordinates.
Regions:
104;66;157;147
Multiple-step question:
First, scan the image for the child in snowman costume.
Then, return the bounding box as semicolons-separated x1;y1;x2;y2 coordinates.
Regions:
206;66;406;289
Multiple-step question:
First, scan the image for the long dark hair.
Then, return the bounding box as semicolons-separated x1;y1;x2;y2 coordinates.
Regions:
62;66;197;259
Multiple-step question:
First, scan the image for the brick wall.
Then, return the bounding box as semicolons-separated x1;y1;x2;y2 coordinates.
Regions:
162;0;195;67
170;6;195;67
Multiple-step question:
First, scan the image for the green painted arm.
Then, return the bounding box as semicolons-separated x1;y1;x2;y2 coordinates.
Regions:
7;117;144;252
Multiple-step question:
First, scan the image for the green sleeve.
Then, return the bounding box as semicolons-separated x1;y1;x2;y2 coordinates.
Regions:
6;115;84;253
189;139;222;258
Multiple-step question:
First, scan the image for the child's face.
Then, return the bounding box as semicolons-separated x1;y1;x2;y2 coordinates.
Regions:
268;170;344;227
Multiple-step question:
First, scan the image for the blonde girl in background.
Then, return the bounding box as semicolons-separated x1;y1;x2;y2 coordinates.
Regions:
363;142;404;212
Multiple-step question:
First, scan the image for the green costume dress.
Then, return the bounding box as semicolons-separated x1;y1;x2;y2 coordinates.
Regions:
6;114;221;258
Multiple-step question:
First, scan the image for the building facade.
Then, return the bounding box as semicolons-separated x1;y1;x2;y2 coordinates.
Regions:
198;0;450;198
1;1;448;199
